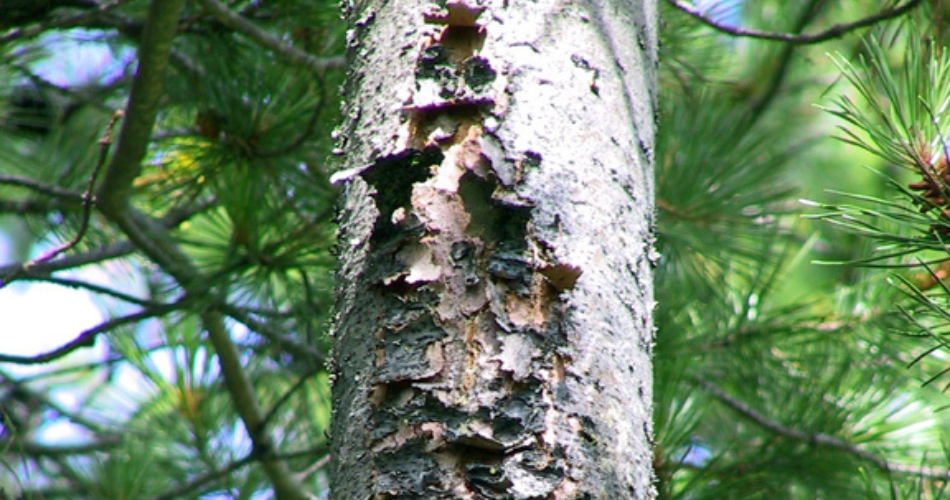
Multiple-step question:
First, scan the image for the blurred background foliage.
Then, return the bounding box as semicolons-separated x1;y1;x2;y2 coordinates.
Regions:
656;0;950;499
1;0;950;499
0;0;342;498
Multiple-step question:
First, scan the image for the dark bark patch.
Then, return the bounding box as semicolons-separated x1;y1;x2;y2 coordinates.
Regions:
438;26;487;64
521;151;542;170
458;171;532;246
450;239;476;262
416;44;454;81
411;24;493;112
486;254;533;292
466;462;512;496
496;387;546;438
374;315;447;384
362;147;442;244
462;56;496;91
374;440;444;497
457;171;497;237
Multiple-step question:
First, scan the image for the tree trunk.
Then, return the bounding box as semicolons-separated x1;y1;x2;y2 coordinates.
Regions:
330;0;657;498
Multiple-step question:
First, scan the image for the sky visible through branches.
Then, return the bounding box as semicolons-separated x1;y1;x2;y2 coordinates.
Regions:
0;31;164;454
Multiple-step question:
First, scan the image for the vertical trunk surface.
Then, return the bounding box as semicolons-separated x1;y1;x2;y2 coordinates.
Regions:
330;0;657;498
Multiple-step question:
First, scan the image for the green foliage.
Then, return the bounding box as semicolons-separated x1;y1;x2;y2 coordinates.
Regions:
811;28;950;411
656;2;950;499
827;37;950;171
0;0;341;498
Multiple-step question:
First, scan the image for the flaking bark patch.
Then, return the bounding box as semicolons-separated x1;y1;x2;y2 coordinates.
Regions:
345;6;577;493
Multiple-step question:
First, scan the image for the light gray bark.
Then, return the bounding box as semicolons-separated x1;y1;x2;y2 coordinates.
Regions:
330;0;657;498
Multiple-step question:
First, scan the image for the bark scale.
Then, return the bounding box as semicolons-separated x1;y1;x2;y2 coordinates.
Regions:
330;1;657;498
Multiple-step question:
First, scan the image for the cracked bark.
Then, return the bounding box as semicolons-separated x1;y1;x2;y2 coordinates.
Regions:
331;0;657;498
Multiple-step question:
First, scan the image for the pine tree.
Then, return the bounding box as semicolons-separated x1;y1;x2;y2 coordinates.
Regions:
0;0;948;499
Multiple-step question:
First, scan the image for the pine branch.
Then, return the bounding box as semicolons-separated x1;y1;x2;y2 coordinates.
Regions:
199;310;314;500
80;6;310;496
98;217;312;500
96;0;183;212
0;8;327;500
0;175;84;201
0;242;135;287
193;0;344;73
18;275;162;307
0;305;175;365
699;380;950;478
0;1;319;496
0;367;114;435
12;437;122;457
665;0;925;44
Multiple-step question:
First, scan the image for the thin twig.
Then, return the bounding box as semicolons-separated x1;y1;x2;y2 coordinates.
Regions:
0;194;209;289
259;367;322;432
0;194;210;286
14;355;126;384
665;0;926;45
149;443;327;500
24;110;123;268
0;111;122;289
0;198;80;214
296;453;330;482
193;0;344;74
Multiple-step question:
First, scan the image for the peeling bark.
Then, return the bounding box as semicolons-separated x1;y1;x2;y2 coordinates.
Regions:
330;1;657;498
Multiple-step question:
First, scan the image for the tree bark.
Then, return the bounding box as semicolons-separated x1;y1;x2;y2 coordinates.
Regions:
330;0;657;498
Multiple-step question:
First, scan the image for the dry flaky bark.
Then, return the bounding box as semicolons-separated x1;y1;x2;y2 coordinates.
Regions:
330;0;657;498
